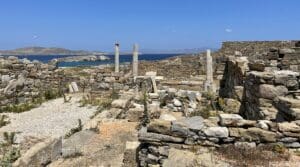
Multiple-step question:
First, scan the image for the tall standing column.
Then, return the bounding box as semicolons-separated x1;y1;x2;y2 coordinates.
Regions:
115;43;120;73
132;44;139;77
204;49;215;92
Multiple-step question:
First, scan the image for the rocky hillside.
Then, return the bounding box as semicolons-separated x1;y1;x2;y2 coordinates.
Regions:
0;47;104;56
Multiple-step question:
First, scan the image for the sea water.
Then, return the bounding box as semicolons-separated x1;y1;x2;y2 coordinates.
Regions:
16;54;179;67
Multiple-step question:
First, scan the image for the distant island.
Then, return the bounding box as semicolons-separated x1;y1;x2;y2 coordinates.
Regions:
0;47;105;56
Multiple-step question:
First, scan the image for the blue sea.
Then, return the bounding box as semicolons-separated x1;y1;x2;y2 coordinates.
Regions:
16;54;180;67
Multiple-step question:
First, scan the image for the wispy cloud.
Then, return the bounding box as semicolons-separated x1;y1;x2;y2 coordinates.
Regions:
225;28;232;33
32;35;39;39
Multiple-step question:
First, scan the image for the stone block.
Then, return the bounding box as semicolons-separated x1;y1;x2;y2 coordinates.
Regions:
148;120;172;135
219;114;243;126
13;138;62;167
203;127;229;138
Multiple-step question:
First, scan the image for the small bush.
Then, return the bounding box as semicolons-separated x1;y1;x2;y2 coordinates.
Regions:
44;89;60;100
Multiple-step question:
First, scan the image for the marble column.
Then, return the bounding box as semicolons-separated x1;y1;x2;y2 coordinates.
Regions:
115;43;120;73
132;44;139;77
204;49;215;92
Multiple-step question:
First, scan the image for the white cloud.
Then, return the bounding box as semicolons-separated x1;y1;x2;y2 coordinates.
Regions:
32;35;39;39
225;28;232;33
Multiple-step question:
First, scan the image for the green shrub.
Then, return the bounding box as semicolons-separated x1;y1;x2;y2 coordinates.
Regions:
44;89;60;100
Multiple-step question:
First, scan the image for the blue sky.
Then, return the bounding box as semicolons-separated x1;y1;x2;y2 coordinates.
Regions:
0;0;299;52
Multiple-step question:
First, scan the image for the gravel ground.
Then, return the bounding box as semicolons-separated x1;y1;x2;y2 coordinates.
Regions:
0;94;97;143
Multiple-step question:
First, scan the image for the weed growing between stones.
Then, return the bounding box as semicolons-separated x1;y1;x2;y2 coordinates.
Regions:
44;88;60;100
0;132;20;166
0;88;64;113
64;119;83;139
0;146;20;167
3;132;16;146
0;103;36;113
216;144;290;166
79;94;113;108
0;115;10;128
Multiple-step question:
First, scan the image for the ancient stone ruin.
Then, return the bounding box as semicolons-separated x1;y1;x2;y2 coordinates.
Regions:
1;41;300;166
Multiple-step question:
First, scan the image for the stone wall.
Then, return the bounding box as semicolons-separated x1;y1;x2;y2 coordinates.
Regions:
0;56;137;111
220;57;300;121
0;56;61;111
219;41;297;56
138;113;300;166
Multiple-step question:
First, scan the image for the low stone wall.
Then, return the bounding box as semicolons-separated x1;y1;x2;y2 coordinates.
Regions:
138;114;300;166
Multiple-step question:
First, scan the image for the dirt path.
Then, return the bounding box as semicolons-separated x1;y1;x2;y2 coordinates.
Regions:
0;94;97;143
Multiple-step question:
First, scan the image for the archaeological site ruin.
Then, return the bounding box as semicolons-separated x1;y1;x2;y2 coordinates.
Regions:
1;41;300;166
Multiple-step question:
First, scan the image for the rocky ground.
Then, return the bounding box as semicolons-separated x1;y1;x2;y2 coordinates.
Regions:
0;94;97;143
49;120;138;167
